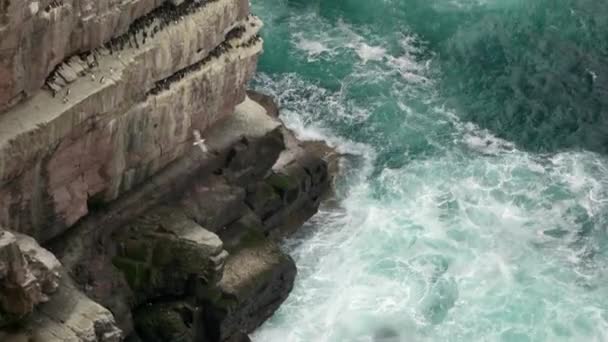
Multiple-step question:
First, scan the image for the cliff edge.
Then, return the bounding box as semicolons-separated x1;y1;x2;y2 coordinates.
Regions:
0;1;336;341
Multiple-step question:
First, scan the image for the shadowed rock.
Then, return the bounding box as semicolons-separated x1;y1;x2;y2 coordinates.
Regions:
112;207;227;305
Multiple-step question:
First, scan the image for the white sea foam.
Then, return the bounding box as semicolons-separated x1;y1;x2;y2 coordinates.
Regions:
354;43;387;63
254;71;608;342
251;4;608;341
294;35;333;61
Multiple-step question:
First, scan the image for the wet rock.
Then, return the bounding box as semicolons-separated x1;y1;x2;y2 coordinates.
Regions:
50;93;288;338
112;207;227;304
218;210;266;252
244;182;283;223
213;235;296;340
225;332;252;342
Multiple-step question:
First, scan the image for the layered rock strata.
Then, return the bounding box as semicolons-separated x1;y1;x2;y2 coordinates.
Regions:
0;0;336;341
0;0;260;242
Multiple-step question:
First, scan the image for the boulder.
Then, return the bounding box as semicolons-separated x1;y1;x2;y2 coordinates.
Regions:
0;269;122;342
225;332;252;342
0;229;61;326
112;206;227;304
213;234;296;340
218;210;267;252
181;176;248;232
133;301;196;342
31;275;123;342
244;181;283;222
205;96;285;186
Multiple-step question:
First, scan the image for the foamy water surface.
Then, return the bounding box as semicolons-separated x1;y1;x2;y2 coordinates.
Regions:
251;1;608;341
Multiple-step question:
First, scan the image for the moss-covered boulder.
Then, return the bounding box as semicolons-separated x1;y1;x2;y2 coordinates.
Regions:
133;301;196;342
112;207;227;304
244;182;283;222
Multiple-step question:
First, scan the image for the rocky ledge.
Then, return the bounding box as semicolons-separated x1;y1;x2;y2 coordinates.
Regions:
0;1;337;341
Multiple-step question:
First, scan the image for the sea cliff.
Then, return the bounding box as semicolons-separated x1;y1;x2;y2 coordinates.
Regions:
0;1;336;341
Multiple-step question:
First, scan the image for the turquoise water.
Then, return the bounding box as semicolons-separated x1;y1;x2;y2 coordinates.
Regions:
250;1;608;341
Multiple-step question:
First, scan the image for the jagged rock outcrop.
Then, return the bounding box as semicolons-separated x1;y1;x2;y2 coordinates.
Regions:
0;228;122;342
0;229;61;325
120;97;333;341
0;0;337;341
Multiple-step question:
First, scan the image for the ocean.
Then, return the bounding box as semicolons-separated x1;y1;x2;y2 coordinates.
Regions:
250;1;608;341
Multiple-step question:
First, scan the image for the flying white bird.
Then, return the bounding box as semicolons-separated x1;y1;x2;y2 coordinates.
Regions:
193;129;208;153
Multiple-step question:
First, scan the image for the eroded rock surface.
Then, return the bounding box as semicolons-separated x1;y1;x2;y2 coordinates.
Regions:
214;235;296;340
0;0;336;339
13;274;123;342
112;206;227;304
0;0;251;113
0;229;61;326
77;95;333;341
0;1;262;244
0;228;122;341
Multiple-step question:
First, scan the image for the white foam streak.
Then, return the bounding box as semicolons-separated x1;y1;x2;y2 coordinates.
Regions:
294;33;335;61
354;43;387;63
252;9;608;342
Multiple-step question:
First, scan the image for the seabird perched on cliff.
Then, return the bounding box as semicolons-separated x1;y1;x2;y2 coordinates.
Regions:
193;130;208;153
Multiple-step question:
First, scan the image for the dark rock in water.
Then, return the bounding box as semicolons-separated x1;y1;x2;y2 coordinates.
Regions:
212;235;297;340
0;0;338;338
118;96;335;341
225;331;252;342
374;326;400;342
0;85;334;341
